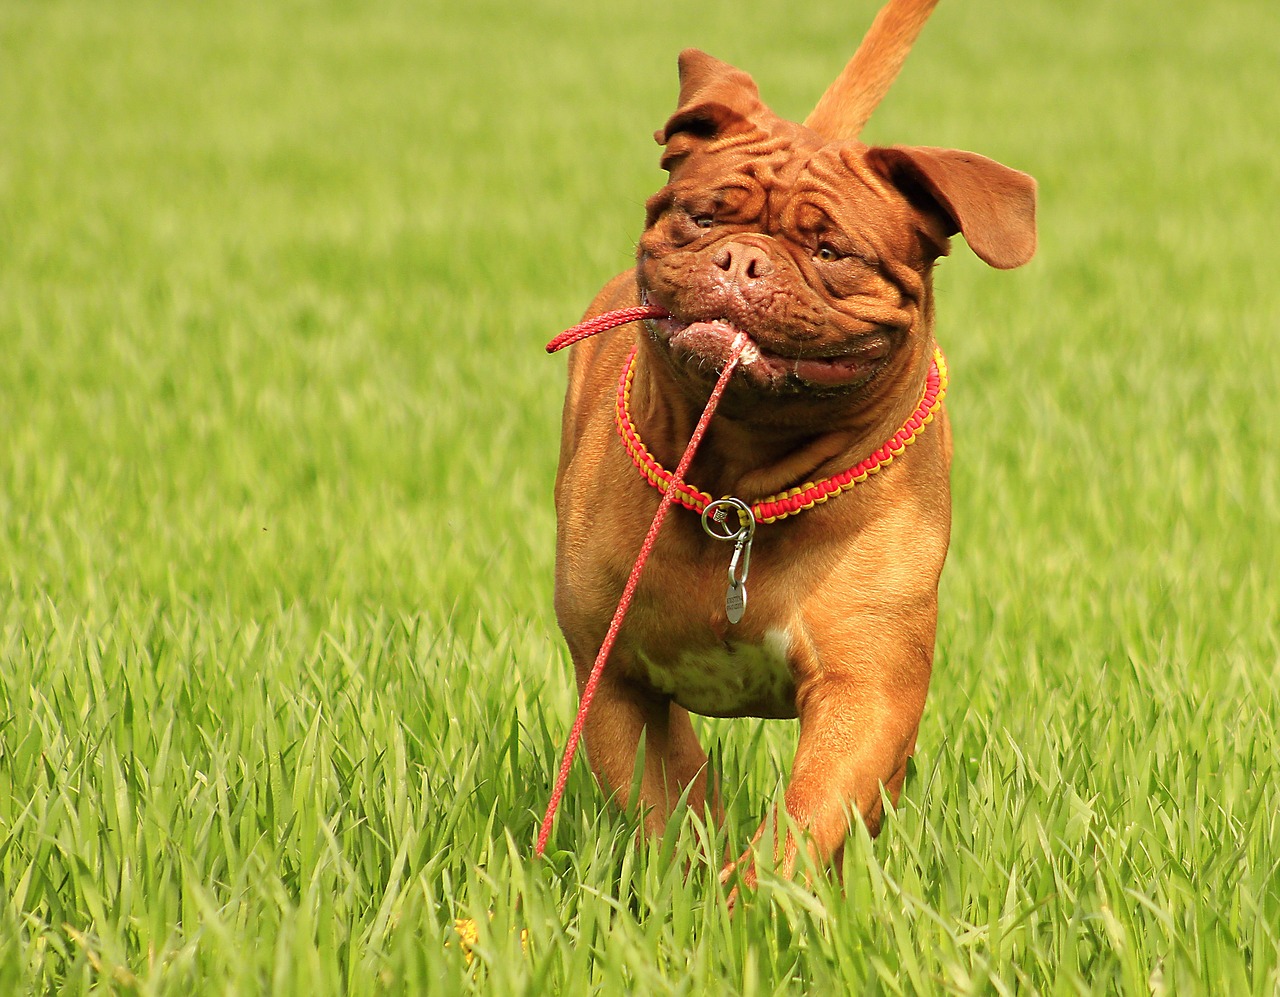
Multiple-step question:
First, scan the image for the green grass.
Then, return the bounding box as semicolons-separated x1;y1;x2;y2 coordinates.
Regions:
2;0;1278;992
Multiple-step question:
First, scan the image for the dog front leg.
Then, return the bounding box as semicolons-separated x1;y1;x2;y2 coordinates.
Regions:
724;661;929;894
576;661;719;835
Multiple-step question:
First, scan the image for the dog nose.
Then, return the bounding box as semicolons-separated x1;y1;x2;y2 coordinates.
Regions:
713;242;774;285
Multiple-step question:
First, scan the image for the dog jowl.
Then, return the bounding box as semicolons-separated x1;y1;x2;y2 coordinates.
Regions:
552;0;1036;898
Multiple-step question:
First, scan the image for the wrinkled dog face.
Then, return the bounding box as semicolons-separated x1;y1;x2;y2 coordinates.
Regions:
636;51;1036;410
638;64;929;397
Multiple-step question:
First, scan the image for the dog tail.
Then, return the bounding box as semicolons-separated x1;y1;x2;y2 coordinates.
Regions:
804;0;940;140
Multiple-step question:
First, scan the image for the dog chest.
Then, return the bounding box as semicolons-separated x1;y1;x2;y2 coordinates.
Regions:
634;627;797;718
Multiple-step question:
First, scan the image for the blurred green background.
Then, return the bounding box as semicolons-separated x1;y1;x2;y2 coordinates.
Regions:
2;1;1278;992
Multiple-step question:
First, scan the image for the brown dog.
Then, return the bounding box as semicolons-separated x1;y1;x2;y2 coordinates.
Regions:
552;0;1035;893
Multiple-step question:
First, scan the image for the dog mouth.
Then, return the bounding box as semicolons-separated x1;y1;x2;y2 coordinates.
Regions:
645;312;890;390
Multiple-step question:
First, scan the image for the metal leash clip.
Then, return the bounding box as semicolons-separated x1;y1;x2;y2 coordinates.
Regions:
700;497;756;625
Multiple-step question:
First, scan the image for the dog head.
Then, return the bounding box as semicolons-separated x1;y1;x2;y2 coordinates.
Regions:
637;50;1036;418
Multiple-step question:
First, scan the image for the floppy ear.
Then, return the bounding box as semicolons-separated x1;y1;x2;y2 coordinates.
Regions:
867;145;1038;269
656;49;773;172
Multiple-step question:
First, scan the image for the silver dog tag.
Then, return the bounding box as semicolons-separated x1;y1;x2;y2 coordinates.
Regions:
702;496;756;626
722;513;753;625
725;579;747;624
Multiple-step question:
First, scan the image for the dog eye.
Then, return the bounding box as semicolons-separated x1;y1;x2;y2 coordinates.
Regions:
815;243;843;262
694;216;715;229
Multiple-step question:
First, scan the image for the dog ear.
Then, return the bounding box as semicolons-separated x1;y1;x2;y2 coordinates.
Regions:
867;145;1037;269
656;49;771;172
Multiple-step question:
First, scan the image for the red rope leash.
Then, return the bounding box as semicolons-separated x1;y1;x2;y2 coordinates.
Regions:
536;307;745;857
544;304;669;354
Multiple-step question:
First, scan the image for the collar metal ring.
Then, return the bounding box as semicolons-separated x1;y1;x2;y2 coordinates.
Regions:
700;497;755;542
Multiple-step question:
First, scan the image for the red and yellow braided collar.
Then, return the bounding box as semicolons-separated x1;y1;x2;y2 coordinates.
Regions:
615;347;948;524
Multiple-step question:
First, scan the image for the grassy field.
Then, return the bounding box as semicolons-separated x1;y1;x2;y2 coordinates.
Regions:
2;0;1278;992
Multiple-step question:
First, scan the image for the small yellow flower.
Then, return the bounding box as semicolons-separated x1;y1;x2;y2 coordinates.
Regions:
451;916;528;966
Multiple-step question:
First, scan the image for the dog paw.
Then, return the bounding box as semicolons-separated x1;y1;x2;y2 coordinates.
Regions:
719;852;760;913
